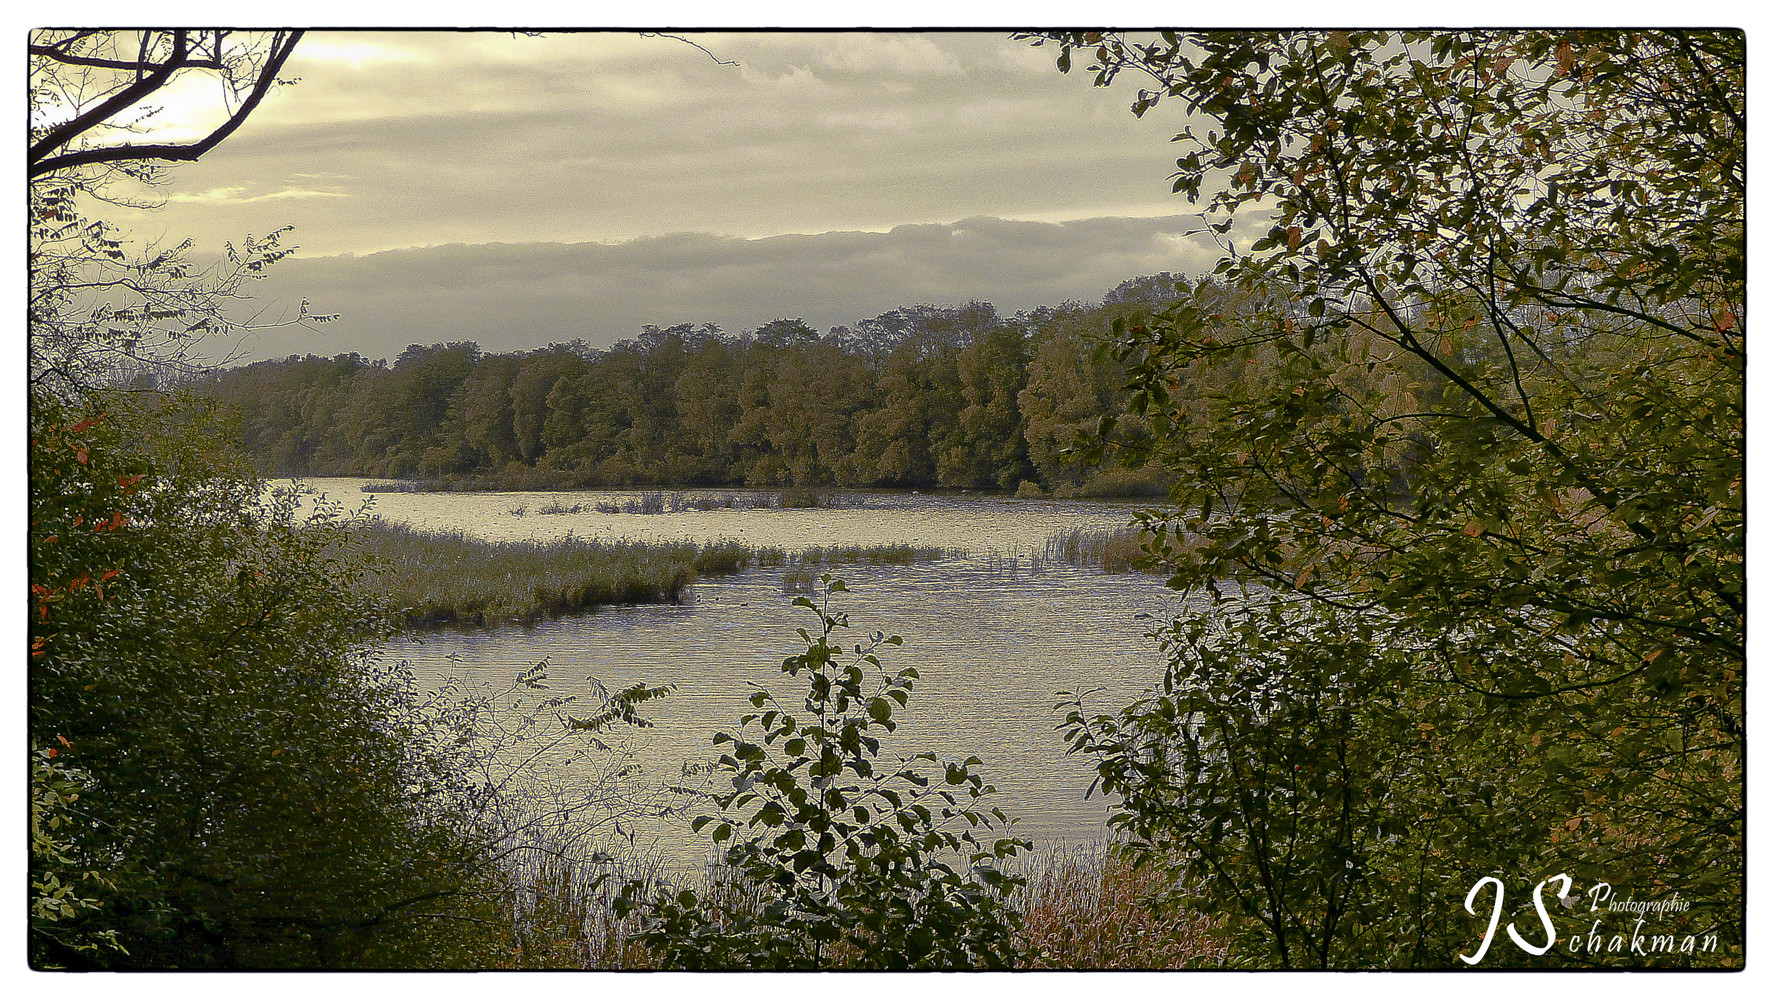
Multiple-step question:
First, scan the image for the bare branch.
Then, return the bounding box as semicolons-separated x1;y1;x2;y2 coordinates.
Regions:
31;30;304;179
640;31;738;67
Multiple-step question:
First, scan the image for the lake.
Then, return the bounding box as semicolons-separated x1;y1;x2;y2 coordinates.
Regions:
290;480;1190;866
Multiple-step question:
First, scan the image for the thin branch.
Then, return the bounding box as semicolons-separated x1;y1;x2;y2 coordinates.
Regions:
32;31;304;179
640;32;738;67
30;30;194;168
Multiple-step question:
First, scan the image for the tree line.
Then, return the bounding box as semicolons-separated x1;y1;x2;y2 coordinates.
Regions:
191;279;1191;494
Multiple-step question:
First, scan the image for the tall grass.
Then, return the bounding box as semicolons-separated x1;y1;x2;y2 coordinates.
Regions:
754;543;960;567
351;522;958;628
353;519;705;628
493;848;674;969
489;838;1223;969
1042;526;1159;575
1014;843;1224;968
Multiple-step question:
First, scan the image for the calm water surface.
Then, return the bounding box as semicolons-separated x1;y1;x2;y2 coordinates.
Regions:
292;479;1189;864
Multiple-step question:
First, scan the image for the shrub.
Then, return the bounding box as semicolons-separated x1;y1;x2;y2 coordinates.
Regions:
29;394;509;968
618;577;1029;969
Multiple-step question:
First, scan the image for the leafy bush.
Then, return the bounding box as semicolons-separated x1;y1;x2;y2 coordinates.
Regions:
618;577;1029;969
29;393;510;968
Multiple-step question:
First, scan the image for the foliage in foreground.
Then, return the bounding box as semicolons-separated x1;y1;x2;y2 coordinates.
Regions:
491;837;1220;969
29;394;513;968
1036;29;1743;967
617;578;1029;969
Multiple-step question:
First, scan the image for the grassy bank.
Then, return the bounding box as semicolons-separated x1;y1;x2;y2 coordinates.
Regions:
492;841;1221;969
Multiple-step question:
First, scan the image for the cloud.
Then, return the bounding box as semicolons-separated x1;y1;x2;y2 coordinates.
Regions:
815;35;966;76
232;214;1226;363
167;185;349;205
114;31;1205;258
292;37;430;68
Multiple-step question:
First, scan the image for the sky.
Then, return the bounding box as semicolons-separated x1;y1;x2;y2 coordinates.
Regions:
86;29;1261;364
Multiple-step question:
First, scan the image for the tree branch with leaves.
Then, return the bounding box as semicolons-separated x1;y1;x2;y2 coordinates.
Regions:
1030;29;1742;968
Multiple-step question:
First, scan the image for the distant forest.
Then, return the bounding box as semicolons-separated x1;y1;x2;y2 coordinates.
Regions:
194;274;1190;494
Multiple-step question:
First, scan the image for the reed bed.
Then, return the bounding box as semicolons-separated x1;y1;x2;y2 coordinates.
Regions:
549;490;865;515
351;522;957;628
754;543;960;567
982;551;1049;577
491;838;1223;969
1014;842;1225;968
494;847;675;969
1042;525;1160;575
353;519;705;628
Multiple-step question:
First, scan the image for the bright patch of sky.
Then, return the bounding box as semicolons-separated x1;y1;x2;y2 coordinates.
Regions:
70;27;1243;361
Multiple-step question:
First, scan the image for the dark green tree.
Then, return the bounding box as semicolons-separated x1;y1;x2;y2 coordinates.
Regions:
1037;29;1743;967
30;395;512;967
939;320;1034;489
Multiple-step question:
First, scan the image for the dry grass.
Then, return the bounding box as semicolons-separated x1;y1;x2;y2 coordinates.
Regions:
352;519;704;628
1014;843;1225;969
1042;526;1160;575
489;839;1224;970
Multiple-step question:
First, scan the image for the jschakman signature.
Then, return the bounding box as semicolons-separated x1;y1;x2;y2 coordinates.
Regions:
1459;874;1720;965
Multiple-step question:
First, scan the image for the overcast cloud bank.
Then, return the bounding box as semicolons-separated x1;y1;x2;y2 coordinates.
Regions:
226;212;1267;363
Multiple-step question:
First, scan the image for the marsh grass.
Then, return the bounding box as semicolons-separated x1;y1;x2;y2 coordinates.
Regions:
1043;526;1160;575
351;523;957;628
493;838;1222;969
578;490;863;514
1014;843;1225;968
690;540;751;576
754;543;959;568
353;519;705;628
983;551;1048;577
495;849;674;969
